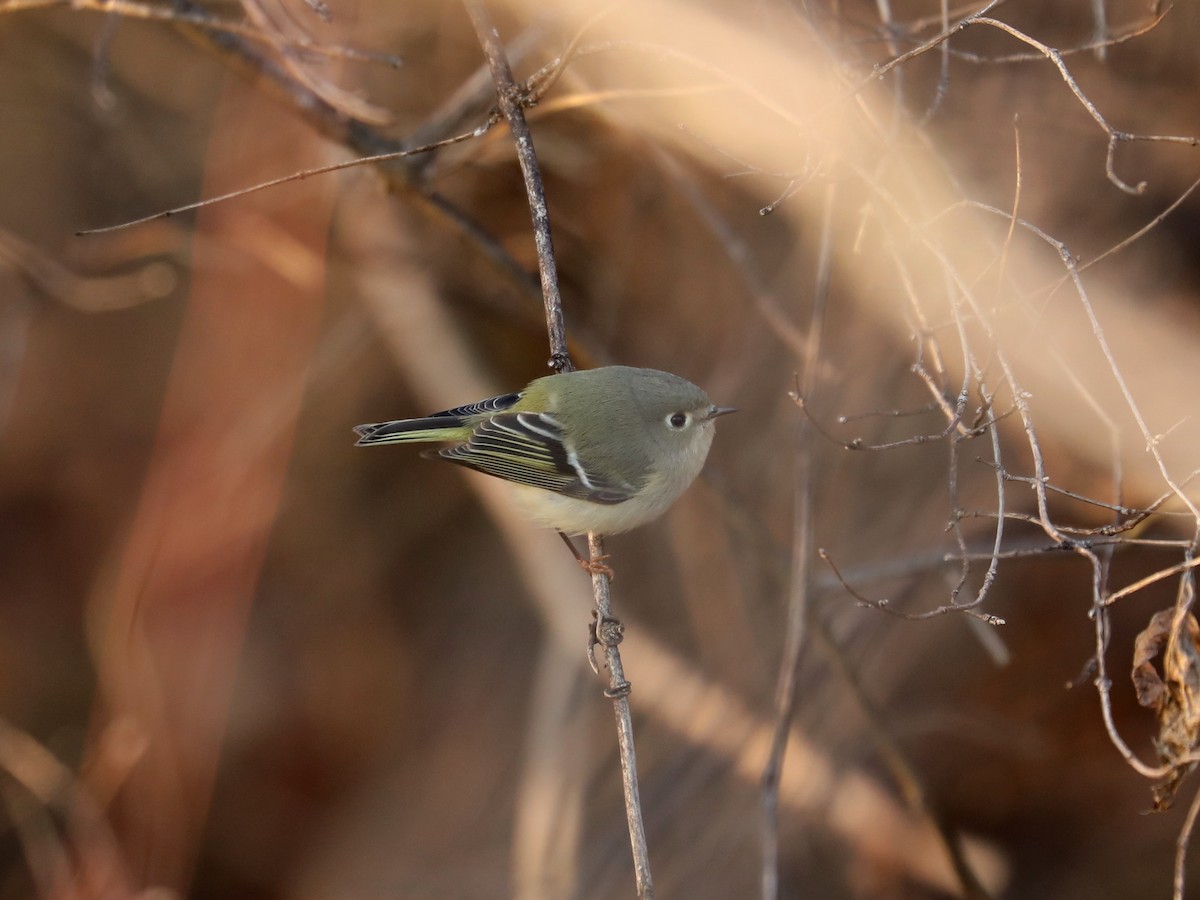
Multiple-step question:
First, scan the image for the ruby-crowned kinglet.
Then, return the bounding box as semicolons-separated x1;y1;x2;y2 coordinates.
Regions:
353;366;735;535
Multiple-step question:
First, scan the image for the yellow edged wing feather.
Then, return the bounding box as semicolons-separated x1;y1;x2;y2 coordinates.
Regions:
439;412;637;505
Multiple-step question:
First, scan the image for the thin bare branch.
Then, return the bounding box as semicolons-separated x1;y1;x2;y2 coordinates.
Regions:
761;183;834;900
870;3;1191;194
1103;558;1200;607
77;126;494;235
0;0;402;65
586;532;653;898
464;0;571;373
820;549;1005;625
1175;784;1200;900
463;4;654;897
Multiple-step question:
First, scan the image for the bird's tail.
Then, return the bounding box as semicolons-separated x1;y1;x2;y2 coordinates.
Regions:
353;416;472;446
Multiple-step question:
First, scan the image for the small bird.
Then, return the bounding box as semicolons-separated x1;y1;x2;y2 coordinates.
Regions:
353;366;735;537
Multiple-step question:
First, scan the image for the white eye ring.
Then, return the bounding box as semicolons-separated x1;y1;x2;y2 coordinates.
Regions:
666;412;690;429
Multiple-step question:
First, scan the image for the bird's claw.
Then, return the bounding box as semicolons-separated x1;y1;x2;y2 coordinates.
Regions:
578;554;614;580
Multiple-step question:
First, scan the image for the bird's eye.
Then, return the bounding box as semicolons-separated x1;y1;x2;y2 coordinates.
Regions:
666;412;689;429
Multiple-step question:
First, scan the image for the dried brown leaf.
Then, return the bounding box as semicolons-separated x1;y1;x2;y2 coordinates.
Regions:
1132;608;1173;711
1133;607;1200;810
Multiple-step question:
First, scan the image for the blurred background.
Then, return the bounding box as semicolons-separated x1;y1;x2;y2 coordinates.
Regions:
2;0;1200;897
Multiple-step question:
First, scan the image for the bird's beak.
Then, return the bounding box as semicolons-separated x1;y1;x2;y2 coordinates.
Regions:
707;406;738;420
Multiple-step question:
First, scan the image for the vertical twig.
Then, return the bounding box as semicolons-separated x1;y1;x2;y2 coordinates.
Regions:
1174;781;1200;900
760;182;836;900
589;531;654;898
463;3;653;896
463;0;571;373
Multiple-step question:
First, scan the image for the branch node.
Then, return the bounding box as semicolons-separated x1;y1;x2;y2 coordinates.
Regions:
596;614;626;648
604;681;633;700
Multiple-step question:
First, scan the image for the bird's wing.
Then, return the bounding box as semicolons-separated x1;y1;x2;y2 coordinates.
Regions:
426;392;522;419
439;412;636;505
353;392;522;444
